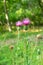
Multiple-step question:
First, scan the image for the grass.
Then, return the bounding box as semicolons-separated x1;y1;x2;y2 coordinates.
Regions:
0;29;43;65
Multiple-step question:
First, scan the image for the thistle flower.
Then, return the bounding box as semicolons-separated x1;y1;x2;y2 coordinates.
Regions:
22;18;30;25
16;21;22;27
16;21;22;43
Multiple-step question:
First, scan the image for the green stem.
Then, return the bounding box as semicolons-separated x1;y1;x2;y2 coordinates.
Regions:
24;28;28;65
24;39;29;65
24;25;26;37
17;26;20;44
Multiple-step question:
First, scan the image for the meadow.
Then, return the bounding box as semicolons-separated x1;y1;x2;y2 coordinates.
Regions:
0;0;43;65
0;28;43;65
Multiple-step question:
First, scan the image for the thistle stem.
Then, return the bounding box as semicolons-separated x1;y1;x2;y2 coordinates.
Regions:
17;26;20;44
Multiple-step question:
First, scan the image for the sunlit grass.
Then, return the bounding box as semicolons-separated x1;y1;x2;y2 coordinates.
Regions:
0;29;43;65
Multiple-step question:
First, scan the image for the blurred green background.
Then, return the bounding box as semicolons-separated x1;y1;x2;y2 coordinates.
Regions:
0;0;43;32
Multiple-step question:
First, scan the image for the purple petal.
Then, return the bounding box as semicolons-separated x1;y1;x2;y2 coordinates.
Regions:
16;21;22;26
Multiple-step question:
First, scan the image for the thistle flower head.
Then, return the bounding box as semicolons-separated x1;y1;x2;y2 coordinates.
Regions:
22;18;30;25
16;21;22;26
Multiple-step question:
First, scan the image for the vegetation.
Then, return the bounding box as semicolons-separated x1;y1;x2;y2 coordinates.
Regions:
0;0;43;65
0;30;43;65
0;0;43;31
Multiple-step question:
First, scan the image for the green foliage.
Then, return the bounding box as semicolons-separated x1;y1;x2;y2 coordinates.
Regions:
0;31;43;65
0;0;43;27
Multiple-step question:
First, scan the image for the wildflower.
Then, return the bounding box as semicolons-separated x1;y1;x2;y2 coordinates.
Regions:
16;21;22;27
22;18;30;31
16;21;22;43
22;18;30;25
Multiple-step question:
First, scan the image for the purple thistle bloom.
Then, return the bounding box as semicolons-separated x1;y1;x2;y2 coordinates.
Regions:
16;21;22;26
22;18;30;25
